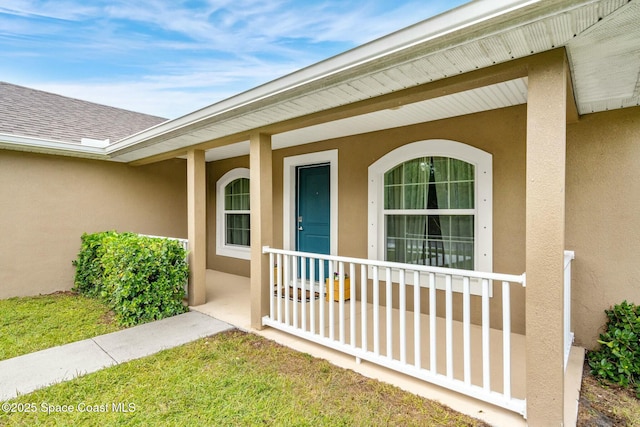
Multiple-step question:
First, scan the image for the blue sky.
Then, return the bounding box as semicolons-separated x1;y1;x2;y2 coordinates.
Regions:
0;1;468;118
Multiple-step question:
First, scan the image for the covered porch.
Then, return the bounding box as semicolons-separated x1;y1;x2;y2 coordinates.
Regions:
192;263;584;427
110;2;640;424
183;48;577;426
176;48;578;425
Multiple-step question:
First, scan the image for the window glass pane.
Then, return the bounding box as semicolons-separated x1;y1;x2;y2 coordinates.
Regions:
430;157;449;183
386;215;405;262
384;156;474;211
385;164;403;186
405;215;428;265
236;194;249;210
225;213;250;246
385;185;403;209
449;182;474;209
403;183;426;209
383;155;475;269
429;182;448;209
439;215;474;269
450;159;474;181
385;214;474;269
225;178;250;211
403;158;428;184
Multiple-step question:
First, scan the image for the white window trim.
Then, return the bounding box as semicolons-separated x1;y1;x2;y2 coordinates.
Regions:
368;139;492;294
216;168;251;260
283;150;338;255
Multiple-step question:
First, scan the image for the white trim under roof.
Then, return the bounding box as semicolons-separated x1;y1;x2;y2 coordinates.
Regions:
105;0;637;163
198;77;528;162
2;0;637;163
0;132;112;160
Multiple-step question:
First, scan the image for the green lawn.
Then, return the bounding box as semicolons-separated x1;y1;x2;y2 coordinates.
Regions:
0;330;486;426
0;292;122;361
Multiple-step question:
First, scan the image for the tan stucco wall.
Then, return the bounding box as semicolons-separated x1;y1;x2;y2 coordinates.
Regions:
566;106;640;348
271;106;526;269
0;151;187;299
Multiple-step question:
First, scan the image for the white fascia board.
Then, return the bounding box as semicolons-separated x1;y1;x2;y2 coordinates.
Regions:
80;137;110;148
107;0;541;155
0;133;113;160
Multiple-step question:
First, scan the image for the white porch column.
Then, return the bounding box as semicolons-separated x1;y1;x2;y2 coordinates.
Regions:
187;149;206;306
250;133;273;329
525;49;568;425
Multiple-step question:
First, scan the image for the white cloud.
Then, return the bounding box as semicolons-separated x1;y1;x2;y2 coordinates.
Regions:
2;0;452;53
21;56;300;118
1;0;469;118
0;0;98;21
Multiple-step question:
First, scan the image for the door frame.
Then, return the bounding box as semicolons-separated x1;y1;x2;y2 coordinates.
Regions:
283;149;338;255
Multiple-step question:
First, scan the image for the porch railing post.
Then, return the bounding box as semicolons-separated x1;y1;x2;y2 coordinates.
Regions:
413;270;421;370
564;250;575;369
502;281;512;401
463;276;471;386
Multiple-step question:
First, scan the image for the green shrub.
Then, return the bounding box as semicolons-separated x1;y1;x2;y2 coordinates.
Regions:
72;231;119;297
587;300;640;397
73;232;188;326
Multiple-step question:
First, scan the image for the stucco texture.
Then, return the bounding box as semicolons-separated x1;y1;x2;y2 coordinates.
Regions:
566;106;640;348
0;151;187;298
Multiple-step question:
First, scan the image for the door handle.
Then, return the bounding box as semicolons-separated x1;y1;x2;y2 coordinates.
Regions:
298;226;304;231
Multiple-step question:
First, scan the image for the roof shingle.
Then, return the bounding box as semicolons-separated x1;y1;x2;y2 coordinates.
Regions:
0;82;167;144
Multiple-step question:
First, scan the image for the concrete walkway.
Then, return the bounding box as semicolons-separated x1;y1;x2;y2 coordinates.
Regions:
0;311;233;401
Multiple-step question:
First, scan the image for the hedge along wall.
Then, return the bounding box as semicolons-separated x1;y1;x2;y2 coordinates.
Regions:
73;232;189;326
0;152;187;299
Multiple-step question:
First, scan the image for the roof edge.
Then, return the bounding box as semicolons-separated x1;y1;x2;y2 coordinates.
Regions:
107;0;541;154
0;132;114;161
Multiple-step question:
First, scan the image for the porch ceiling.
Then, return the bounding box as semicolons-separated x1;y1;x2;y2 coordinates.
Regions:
107;0;639;163
202;78;529;161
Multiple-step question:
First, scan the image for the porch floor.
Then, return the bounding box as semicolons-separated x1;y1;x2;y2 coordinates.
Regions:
191;269;585;427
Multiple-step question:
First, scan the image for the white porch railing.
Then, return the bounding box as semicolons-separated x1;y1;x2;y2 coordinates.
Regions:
262;246;527;416
563;250;575;370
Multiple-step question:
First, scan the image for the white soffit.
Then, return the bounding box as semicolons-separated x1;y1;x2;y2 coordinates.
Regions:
272;78;528;150
203;78;528;162
111;0;633;164
4;1;636;164
567;0;640;113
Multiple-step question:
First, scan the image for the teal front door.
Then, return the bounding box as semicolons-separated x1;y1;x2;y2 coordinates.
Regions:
296;164;330;279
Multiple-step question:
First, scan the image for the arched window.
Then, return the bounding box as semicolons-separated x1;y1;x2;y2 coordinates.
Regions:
384;156;475;269
216;168;250;260
368;140;492;275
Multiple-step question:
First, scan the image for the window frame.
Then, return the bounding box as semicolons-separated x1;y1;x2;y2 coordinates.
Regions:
216;168;251;260
368;140;492;293
383;156;476;269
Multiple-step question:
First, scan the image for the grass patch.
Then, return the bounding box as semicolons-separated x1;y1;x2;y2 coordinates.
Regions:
0;292;122;361
0;331;487;426
578;361;640;426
